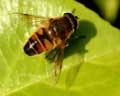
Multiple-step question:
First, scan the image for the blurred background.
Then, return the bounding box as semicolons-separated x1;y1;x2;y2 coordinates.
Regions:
76;0;120;29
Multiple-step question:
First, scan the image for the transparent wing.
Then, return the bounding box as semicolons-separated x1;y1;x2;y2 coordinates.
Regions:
46;48;60;63
65;55;84;87
45;48;64;82
10;13;50;27
54;48;64;76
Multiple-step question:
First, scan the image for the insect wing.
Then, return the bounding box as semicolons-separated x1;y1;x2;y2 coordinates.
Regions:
11;13;49;27
46;48;64;82
45;48;60;63
54;48;64;76
65;55;84;87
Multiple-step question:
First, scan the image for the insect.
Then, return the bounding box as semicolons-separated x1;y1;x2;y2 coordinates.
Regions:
14;12;79;77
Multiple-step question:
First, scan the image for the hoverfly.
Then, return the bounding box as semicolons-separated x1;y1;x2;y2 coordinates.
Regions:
14;12;79;77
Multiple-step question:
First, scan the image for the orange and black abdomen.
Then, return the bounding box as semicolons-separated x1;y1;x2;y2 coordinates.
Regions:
24;13;78;56
24;28;53;56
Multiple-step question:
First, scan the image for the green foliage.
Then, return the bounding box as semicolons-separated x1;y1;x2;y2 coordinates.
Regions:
94;0;120;23
0;0;120;96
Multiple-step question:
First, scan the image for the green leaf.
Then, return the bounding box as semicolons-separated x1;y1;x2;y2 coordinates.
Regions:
0;0;120;96
94;0;120;23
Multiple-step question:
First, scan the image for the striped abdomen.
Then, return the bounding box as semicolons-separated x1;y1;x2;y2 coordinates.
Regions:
24;28;53;56
24;13;79;56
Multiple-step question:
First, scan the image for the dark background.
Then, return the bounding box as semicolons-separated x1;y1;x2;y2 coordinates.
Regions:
76;0;120;29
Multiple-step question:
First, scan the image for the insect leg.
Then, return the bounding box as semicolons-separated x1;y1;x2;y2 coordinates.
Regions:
70;35;86;40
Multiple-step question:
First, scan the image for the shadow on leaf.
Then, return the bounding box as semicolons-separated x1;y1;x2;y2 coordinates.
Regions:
64;20;97;87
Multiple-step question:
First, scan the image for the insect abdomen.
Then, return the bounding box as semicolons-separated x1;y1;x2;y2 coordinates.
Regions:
24;28;53;56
